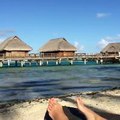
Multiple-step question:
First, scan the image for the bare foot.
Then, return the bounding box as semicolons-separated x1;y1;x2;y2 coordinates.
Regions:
76;97;106;120
47;98;69;120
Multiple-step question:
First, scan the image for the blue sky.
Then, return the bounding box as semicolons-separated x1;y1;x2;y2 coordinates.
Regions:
0;0;120;53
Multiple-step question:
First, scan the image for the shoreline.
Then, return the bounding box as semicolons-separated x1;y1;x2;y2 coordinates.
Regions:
0;87;120;120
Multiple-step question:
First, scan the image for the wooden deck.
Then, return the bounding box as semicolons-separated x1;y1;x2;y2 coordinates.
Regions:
0;54;120;61
0;54;120;67
75;53;120;60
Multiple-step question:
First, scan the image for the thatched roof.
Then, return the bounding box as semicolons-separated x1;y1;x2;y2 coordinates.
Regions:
0;36;32;51
40;38;77;52
101;43;120;53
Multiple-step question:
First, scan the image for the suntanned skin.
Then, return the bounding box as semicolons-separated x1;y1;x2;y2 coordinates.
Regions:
47;97;107;120
47;98;69;120
76;98;106;120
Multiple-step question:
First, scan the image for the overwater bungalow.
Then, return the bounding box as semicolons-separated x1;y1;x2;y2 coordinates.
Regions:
39;38;77;58
0;36;32;58
101;43;120;56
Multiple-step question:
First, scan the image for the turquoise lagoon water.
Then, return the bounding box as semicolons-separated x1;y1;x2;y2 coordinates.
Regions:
0;63;120;104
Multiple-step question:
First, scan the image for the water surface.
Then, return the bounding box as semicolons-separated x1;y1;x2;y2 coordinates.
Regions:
0;64;120;104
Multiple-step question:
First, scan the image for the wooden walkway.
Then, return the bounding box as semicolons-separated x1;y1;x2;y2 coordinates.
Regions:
0;54;120;67
75;54;120;60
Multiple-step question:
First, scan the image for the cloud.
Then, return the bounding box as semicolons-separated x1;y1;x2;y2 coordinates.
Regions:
96;13;111;18
0;29;15;43
104;35;120;41
0;36;7;42
98;39;110;49
0;30;15;37
0;40;3;43
97;34;120;49
51;32;59;37
74;41;84;52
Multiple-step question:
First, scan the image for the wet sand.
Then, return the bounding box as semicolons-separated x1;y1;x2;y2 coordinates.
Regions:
0;88;120;120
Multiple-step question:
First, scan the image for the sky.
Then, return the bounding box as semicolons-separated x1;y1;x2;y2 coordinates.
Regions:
0;0;120;53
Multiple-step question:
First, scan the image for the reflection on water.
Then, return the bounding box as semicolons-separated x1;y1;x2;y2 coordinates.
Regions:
0;64;120;104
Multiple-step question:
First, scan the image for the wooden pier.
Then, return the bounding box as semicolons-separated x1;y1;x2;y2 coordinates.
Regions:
0;53;120;67
75;53;120;64
0;55;75;67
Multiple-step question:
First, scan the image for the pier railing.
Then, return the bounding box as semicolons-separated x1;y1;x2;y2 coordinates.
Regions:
0;53;120;67
75;53;120;59
0;53;120;62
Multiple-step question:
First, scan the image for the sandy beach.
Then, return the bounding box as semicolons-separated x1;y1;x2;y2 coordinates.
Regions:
0;88;120;120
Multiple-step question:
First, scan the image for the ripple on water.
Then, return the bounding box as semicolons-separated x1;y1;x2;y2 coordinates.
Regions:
0;65;120;104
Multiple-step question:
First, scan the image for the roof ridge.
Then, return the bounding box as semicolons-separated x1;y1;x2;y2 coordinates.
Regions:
1;36;16;50
0;36;32;51
50;37;65;41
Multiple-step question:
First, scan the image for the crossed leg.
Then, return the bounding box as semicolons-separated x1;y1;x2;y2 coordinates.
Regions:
47;97;106;120
76;98;106;120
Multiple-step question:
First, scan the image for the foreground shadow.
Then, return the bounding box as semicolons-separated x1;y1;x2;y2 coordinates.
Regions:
60;97;120;120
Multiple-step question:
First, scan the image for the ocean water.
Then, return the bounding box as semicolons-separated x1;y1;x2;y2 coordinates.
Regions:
0;64;120;104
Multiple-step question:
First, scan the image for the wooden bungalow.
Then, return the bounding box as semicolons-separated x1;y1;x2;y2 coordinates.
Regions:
39;38;77;58
0;36;32;58
101;43;120;56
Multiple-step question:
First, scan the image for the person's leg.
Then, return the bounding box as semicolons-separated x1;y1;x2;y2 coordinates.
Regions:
47;98;69;120
76;97;106;120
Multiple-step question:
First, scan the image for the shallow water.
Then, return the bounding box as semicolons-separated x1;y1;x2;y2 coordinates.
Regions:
0;64;120;104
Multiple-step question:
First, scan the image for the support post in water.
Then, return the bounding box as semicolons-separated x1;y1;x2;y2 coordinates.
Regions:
100;59;103;64
21;61;25;67
70;60;73;65
46;61;48;65
0;61;3;67
39;60;43;66
56;60;58;65
7;59;11;67
58;58;61;65
84;59;87;64
96;59;99;64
